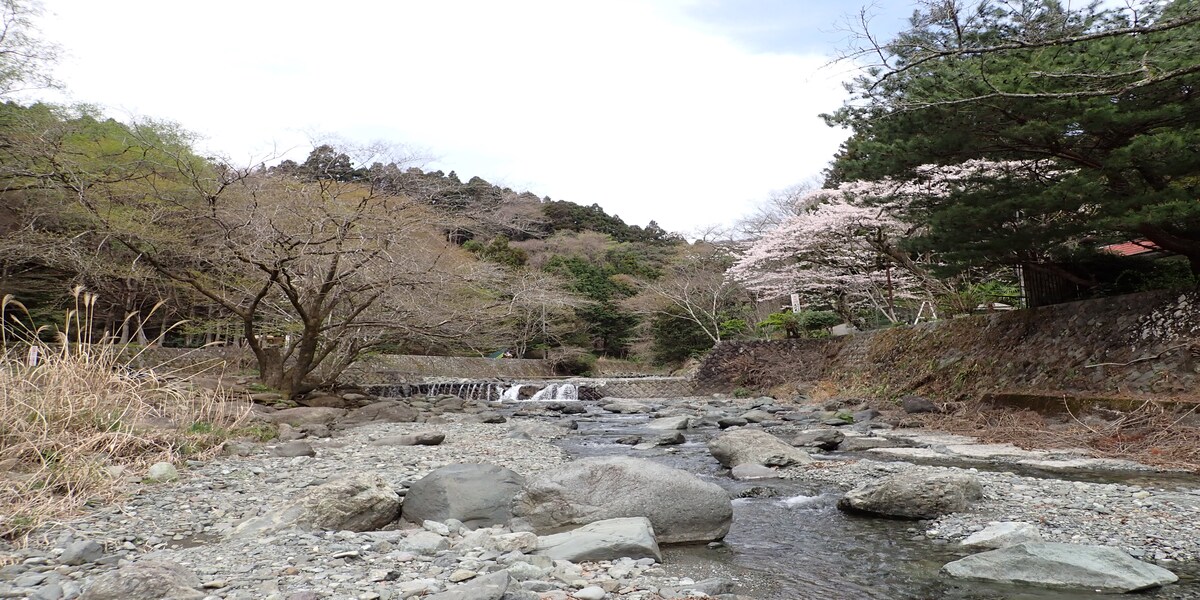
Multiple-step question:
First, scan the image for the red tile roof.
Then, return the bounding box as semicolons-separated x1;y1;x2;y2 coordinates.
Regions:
1101;240;1161;257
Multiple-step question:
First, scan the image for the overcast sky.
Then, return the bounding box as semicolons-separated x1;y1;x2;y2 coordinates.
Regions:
35;0;914;236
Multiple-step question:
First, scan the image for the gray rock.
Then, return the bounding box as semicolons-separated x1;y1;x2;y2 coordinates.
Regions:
942;542;1178;592
266;407;346;427
615;435;642;445
231;473;400;536
900;395;939;414
601;400;651;414
397;530;451;555
375;431;446;446
271;441;315;457
144;462;178;483
961;522;1043;548
535;517;662;562
837;471;982;519
573;586;606;600
708;429;812;468
402;463;525;528
645;416;690;430
730;464;777;480
653;431;685;446
473;411;507;424
790;429;844;450
716;417;747;429
59;540;103;566
838;436;909;451
515;456;732;543
80;560;204;600
424;570;511;600
739;409;774;423
338;401;418;427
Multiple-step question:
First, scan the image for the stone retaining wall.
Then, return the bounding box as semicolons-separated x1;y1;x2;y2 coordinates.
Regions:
695;290;1200;403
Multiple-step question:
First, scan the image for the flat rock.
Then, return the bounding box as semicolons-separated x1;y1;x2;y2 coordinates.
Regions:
645;416;690;430
962;522;1043;548
271;441;316;457
942;542;1178;592
80;560;204;600
266;406;347;427
730;464;777;480
535;517;662;562
790;429;844;450
424;570;511;600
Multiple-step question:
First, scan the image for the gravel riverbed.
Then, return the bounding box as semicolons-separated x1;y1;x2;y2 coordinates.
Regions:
3;405;1199;599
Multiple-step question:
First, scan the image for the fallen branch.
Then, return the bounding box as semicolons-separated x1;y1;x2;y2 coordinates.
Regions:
1083;344;1189;369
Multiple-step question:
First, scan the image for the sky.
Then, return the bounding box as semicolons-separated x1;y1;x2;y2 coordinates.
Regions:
33;0;915;236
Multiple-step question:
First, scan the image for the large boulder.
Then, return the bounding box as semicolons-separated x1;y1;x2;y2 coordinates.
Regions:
514;456;732;543
837;470;981;519
601;400;652;414
708;429;812;468
80;560;204;600
231;473;400;537
942;542;1178;592
790;429;844;451
402;463;525;528
535;517;662;562
338;401;420;427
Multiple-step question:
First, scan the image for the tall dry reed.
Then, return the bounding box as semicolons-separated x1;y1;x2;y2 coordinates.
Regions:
0;289;250;541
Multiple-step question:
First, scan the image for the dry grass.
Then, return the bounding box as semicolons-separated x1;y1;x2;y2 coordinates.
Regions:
0;290;252;542
910;400;1200;472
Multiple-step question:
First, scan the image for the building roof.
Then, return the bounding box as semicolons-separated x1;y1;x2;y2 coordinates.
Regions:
1100;239;1162;257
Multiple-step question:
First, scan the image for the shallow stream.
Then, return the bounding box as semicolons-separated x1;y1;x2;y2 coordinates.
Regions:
544;407;1200;600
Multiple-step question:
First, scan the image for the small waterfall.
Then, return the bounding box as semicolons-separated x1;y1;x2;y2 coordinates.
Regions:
528;383;580;402
500;385;524;401
556;383;578;401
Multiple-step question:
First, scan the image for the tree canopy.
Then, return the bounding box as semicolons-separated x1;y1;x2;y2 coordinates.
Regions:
827;0;1200;275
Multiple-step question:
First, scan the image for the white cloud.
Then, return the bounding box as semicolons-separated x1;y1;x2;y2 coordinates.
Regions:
36;0;852;233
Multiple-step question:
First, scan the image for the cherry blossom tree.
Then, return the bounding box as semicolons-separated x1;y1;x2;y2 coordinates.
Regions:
728;159;1072;325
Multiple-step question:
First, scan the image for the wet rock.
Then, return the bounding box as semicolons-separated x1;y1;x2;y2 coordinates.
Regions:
402;463;525;528
730;464;777;480
653;431;685;446
716;417;748;429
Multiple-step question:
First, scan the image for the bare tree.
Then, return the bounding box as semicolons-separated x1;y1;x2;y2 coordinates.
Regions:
0;0;59;96
623;243;748;344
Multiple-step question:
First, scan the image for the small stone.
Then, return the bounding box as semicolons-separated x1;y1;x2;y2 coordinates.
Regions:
271;441;316;457
574;586;606;600
59;540;103;566
145;462;179;483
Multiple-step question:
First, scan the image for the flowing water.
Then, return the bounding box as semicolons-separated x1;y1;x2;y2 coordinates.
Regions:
546;407;1200;600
